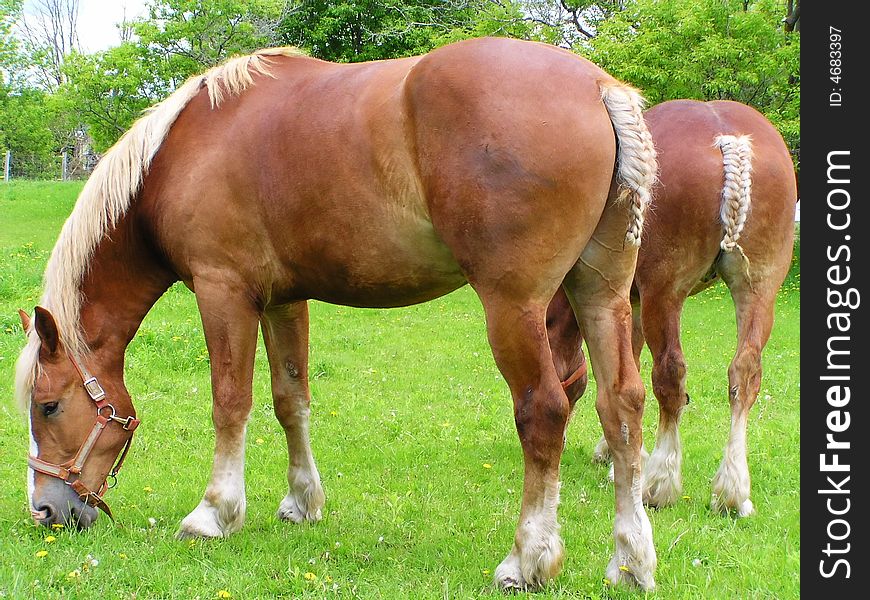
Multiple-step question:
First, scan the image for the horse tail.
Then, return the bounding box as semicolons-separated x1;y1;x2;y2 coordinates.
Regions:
599;83;658;246
715;135;753;255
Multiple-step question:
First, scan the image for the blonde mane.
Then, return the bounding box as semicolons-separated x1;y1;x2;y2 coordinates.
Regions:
14;47;303;411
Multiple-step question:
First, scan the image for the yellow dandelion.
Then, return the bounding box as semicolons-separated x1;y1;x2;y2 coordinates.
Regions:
482;463;492;469
35;550;48;558
44;535;56;543
325;575;333;583
217;591;232;599
482;569;490;576
67;570;80;580
603;578;611;586
619;565;630;573
682;495;691;500
304;572;317;581
118;553;128;560
143;486;153;493
256;438;265;445
51;523;64;530
330;411;338;417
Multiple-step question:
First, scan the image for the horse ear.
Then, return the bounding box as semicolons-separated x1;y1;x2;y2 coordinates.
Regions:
33;306;60;355
18;309;32;333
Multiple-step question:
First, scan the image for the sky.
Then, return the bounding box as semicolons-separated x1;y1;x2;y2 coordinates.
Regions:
22;0;150;53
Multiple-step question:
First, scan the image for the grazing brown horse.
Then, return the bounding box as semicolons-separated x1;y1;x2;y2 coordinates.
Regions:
14;38;659;590
552;99;796;517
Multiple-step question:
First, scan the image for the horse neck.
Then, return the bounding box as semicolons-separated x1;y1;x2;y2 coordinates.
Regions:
76;213;176;371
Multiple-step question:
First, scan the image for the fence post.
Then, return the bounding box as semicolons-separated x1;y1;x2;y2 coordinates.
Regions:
3;150;10;182
62;150;68;181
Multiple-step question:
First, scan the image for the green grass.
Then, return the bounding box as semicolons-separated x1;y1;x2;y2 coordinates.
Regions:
0;181;799;599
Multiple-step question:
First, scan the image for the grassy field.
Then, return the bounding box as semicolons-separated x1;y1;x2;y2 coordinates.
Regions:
0;181;799;599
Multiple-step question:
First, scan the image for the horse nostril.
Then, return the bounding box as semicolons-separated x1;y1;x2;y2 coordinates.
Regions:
36;504;57;525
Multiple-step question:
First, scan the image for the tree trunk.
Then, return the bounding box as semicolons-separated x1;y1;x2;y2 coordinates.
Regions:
784;0;800;32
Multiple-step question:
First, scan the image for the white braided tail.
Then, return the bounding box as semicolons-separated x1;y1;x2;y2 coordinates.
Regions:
599;83;658;246
715;135;753;253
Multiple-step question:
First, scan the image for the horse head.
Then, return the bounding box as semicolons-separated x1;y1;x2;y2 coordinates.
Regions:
17;307;140;529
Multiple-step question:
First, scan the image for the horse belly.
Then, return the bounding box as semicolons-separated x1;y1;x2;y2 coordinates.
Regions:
254;186;466;308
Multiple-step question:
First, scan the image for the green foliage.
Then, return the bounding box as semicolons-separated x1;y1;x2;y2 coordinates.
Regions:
589;0;800;162
0;88;62;176
0;0;22;80
57;43;170;152
134;0;287;83
277;0;535;63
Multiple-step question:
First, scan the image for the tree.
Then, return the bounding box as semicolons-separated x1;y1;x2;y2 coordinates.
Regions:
276;0;536;63
17;0;80;90
784;0;799;32
0;87;61;176
1;0;22;85
57;42;170;151
133;0;287;85
589;0;799;164
55;0;291;152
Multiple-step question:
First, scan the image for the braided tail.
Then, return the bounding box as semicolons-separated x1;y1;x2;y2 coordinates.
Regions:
599;83;658;246
715;135;753;254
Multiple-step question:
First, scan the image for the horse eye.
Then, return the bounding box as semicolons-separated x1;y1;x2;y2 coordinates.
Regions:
41;402;59;417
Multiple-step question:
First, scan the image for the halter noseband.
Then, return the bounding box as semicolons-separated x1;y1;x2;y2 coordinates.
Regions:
28;353;140;521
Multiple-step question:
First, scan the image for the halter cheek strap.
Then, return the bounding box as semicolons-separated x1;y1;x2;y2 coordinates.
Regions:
28;353;140;521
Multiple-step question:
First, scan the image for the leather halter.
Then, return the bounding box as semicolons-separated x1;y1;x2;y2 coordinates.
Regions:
28;353;140;521
560;356;588;390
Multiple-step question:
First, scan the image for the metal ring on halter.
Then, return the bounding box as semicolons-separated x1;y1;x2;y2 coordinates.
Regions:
98;404;117;420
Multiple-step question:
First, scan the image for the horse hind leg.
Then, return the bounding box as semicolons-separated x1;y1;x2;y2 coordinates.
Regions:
478;294;570;591
562;202;656;590
261;302;325;524
177;279;260;538
592;303;645;467
711;269;778;517
640;290;690;508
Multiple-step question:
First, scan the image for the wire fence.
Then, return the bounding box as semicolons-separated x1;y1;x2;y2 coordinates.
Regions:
2;149;98;182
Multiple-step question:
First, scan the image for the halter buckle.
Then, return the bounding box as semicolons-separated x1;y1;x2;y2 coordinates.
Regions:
82;376;106;402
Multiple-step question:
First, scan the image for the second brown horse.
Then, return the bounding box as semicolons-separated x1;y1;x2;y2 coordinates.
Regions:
550;99;796;517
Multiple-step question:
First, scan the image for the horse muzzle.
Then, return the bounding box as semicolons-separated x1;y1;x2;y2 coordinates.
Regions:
32;477;99;529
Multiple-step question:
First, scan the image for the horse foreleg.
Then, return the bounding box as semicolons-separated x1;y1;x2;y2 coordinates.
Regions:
481;298;568;591
177;281;259;539
261;302;325;524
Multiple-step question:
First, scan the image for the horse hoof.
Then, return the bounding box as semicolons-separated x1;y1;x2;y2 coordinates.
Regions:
606;556;656;591
711;493;754;517
642;464;681;508
606;508;657;591
177;497;244;539
177;508;224;539
277;490;323;524
494;553;527;592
